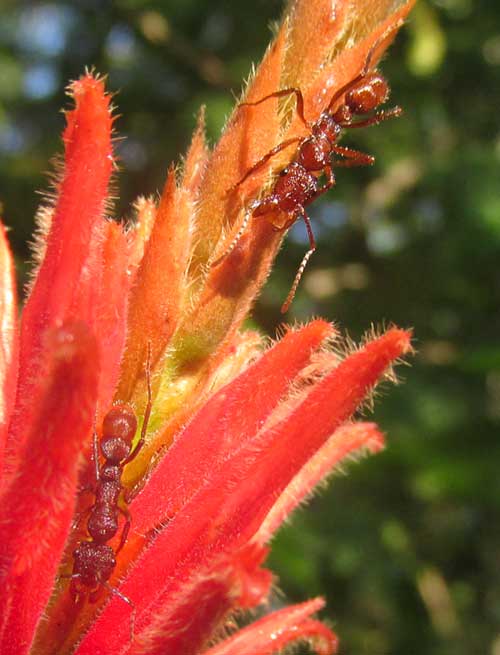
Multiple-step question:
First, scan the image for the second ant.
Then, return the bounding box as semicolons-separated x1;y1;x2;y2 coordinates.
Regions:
66;350;153;639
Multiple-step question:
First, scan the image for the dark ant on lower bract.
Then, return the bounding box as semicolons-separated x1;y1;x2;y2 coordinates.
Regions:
212;39;403;313
66;352;153;638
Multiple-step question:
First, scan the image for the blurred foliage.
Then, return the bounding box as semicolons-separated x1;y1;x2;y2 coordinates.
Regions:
1;1;499;654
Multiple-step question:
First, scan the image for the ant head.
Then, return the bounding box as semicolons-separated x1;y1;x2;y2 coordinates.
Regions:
345;72;389;115
102;404;137;440
312;113;341;141
73;542;116;587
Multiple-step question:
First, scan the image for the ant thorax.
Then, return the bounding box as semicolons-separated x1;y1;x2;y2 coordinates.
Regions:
311;114;341;142
297;132;335;171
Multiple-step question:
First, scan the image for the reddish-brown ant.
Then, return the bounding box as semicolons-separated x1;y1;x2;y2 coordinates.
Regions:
67;350;153;634
212;40;402;312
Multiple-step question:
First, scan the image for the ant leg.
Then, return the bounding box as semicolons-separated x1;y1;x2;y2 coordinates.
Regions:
312;165;336;200
93;416;100;484
231;137;302;190
124;343;153;465
60;573;83;603
281;210;316;313
71;503;93;532
116;504;131;555
239;87;309;127
89;585;105;604
331;145;374;167
341;106;402;130
123;442;169;505
103;582;136;641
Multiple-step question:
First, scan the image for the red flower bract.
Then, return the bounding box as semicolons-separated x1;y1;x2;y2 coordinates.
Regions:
0;1;415;654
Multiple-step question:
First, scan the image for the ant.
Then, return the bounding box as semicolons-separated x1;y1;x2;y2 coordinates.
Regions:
66;350;153;635
212;39;402;312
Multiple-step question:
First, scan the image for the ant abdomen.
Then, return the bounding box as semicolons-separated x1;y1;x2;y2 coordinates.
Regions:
102;405;137;444
345;73;389;114
100;405;137;463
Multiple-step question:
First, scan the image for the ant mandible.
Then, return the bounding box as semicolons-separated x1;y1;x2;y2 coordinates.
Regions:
212;39;402;312
67;349;153;631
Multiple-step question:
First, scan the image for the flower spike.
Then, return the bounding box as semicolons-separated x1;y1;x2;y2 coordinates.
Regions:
0;2;416;654
0;323;99;655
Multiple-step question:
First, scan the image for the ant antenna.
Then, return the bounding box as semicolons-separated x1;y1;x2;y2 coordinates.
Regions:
92;411;100;482
103;581;136;641
141;342;153;445
211;208;252;267
281;212;316;313
125;342;153;464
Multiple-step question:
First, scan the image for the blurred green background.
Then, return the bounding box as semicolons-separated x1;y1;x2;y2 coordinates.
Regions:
1;1;499;654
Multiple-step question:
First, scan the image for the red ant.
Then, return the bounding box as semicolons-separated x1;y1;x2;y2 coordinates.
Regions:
212;41;402;312
66;351;153;634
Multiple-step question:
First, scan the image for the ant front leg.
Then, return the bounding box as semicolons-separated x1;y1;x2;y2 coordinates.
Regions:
314;165;336;198
60;573;85;604
342;106;402;130
331;145;374;167
71;502;93;532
